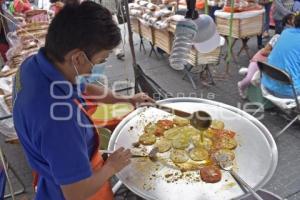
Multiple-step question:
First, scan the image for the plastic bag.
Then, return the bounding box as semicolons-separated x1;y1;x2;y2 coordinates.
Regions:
6;32;21;48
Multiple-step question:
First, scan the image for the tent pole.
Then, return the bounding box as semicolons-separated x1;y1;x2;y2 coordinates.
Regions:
123;0;137;66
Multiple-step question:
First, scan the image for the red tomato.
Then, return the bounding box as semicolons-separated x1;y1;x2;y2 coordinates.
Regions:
212;129;236;139
157;120;174;130
200;166;222;183
155;126;165;137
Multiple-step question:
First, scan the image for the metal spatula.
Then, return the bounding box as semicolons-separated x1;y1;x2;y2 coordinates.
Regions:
219;161;264;200
101;147;159;162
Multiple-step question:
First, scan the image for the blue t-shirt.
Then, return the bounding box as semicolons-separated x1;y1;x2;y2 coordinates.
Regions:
262;28;300;97
13;49;96;199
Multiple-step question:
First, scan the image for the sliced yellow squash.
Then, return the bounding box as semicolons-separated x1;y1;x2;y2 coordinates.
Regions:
164;127;182;140
172;135;190;149
192;134;213;150
173;116;190;126
189;148;209;161
144;122;157;135
170;149;189;163
155;138;172;153
210;120;225;130
138;133;156;145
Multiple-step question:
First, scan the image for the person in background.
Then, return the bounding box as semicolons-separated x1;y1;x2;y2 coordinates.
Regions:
273;0;294;33
13;2;153;200
100;0;125;60
282;12;295;27
262;13;300;98
49;0;64;15
62;0;79;4
237;13;295;98
238;34;280;98
293;0;300;11
259;0;273;38
12;0;31;14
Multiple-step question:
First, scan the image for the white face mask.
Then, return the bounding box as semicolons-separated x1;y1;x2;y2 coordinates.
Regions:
72;53;106;84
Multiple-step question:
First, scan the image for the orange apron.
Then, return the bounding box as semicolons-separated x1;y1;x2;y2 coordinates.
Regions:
33;98;113;200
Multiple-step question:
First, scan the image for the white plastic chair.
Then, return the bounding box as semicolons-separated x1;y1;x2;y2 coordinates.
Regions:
258;61;300;138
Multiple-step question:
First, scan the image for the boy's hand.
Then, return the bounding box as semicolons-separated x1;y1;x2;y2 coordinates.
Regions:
105;147;131;175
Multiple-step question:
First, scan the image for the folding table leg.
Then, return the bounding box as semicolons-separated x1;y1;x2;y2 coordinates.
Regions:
224;37;238;75
224;37;238;64
148;42;159;59
182;65;193;80
139;35;146;54
237;37;251;59
182;65;197;89
204;64;215;85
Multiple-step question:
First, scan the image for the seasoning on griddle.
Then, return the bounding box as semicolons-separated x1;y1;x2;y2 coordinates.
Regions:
132;142;140;148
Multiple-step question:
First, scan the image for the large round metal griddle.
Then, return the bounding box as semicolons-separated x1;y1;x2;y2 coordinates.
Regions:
108;98;278;200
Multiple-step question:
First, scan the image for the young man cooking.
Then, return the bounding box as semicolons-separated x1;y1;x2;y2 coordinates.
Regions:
13;2;153;200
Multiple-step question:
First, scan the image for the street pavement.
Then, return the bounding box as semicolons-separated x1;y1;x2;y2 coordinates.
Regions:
1;27;300;200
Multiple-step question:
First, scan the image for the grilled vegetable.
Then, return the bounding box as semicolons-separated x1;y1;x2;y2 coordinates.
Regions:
212;149;235;164
192;135;213;151
139;133;156;145
172;135;190;149
155;138;172;153
164;127;182;140
189;148;209;161
170;149;189;163
144;122;157;135
210;120;225;130
157;119;174;130
214;136;237;150
200;166;222;183
173;116;190;126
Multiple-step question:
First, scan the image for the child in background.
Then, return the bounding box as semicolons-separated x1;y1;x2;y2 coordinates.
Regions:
237;34;280;98
273;0;294;33
282;13;295;28
237;13;295;99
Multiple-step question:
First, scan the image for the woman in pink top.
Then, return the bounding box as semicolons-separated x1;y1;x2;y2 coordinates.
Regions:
237;34;280;98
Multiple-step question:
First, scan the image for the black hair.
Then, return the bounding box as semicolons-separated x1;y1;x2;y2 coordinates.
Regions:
45;1;121;62
50;0;60;3
62;0;80;5
295;13;300;28
282;13;294;27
